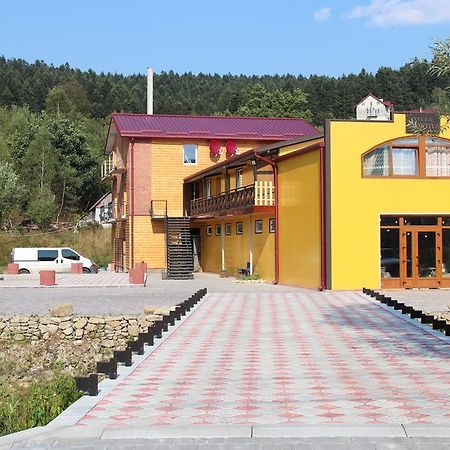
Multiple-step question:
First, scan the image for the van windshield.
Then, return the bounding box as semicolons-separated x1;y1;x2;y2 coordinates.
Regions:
62;249;80;261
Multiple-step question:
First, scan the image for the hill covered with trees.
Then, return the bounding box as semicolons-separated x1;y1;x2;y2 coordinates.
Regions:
0;54;449;229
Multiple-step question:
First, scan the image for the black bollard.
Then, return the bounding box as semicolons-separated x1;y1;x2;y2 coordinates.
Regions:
127;339;145;355
75;373;98;396
114;349;132;366
97;358;118;379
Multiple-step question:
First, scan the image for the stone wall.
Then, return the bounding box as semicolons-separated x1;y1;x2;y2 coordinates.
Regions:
0;313;163;349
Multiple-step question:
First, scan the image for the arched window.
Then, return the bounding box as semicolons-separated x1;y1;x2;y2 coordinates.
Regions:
363;136;450;178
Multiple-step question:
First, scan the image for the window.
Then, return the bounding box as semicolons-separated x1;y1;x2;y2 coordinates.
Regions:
363;136;450;178
255;219;263;234
206;178;212;198
236;168;243;189
38;250;58;261
206;225;212;236
363;144;390;176
62;248;80;261
236;222;243;235
225;223;231;235
426;138;450;176
183;144;197;165
269;218;276;233
392;147;417;175
215;224;221;236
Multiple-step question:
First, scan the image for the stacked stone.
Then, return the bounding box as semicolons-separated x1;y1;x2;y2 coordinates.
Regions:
0;303;173;349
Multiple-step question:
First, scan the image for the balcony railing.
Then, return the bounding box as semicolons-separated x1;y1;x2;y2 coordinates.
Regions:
190;181;274;216
101;153;126;179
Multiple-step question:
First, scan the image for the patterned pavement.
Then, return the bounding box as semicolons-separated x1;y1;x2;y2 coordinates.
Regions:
0;272;134;288
74;291;450;429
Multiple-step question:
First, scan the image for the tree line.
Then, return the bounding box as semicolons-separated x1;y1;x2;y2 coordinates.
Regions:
0;49;449;229
1;56;450;124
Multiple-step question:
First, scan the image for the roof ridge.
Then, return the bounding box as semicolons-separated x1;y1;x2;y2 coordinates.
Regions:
111;112;312;122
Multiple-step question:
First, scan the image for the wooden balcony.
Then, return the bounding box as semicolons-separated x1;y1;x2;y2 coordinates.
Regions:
101;153;126;180
190;181;275;217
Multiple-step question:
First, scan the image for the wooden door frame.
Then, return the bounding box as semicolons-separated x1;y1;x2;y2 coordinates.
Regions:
401;226;440;288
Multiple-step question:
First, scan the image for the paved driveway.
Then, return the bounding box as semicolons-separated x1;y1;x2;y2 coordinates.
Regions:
3;291;450;448
75;291;450;428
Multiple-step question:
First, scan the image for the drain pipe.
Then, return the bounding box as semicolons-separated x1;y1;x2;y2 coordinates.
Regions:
253;151;279;285
129;138;135;270
318;142;326;291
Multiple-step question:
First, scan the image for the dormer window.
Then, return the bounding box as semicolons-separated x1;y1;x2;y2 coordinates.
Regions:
363;137;450;178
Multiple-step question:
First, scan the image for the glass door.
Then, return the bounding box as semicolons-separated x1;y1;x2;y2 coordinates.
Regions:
401;228;439;288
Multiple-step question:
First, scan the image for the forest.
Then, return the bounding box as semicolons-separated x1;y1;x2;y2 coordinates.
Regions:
0;53;449;229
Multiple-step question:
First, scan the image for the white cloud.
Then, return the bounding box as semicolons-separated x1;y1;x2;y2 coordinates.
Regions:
348;0;450;26
313;7;332;21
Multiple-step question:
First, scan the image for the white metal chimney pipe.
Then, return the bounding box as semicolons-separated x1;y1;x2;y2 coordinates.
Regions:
147;67;154;115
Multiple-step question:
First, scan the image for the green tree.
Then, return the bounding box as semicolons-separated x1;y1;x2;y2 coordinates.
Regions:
27;187;57;230
237;83;312;120
45;86;73;116
0;162;24;228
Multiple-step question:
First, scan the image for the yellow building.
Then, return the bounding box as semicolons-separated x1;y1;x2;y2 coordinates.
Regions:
184;111;450;290
326;112;450;290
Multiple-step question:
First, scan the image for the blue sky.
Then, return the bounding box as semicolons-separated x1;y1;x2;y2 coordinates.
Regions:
1;0;449;77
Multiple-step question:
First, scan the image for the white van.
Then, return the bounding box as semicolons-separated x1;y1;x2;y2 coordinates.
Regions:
11;248;97;274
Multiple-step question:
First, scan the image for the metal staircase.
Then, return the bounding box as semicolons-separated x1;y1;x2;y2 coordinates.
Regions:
166;217;194;279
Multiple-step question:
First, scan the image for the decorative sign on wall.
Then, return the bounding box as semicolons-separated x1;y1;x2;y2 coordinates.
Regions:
406;112;440;134
209;140;222;158
226;140;237;157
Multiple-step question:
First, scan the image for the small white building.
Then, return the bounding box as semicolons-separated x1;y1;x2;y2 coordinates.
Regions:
89;192;113;227
356;94;394;121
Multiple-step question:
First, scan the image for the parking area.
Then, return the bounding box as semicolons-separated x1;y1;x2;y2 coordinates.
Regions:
0;272;303;315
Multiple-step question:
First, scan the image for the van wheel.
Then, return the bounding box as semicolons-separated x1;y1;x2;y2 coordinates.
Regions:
19;269;30;274
82;267;91;273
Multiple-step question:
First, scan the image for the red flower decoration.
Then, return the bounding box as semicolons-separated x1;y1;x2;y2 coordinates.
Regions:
226;140;237;157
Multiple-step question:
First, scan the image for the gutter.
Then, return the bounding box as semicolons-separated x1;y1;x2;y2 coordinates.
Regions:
253;150;279;285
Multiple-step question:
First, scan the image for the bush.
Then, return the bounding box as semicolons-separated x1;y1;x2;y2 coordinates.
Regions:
0;373;82;436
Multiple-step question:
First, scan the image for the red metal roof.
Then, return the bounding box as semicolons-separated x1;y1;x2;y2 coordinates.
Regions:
111;113;319;141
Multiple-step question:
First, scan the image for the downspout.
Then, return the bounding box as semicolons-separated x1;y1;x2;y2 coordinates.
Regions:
253;151;279;284
318;143;326;291
129;138;135;270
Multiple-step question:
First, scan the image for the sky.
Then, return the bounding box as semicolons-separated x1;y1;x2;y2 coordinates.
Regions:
1;0;449;78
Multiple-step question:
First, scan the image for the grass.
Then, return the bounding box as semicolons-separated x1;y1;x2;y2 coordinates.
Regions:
0;338;112;437
0;225;112;271
0;374;82;436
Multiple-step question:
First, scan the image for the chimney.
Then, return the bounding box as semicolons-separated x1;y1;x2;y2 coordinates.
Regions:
147;67;153;115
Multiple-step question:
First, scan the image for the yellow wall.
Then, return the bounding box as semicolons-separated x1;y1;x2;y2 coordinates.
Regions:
132;216;166;268
199;214;274;280
278;150;322;288
329;114;450;289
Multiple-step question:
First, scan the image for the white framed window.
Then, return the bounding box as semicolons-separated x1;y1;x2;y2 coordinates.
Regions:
183;144;197;165
206;178;212;198
236;168;243;189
